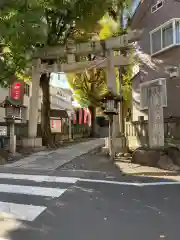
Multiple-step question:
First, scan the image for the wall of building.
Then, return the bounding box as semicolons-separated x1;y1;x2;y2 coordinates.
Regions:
131;0;180;121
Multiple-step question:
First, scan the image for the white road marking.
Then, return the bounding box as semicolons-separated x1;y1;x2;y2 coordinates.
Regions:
138;181;180;187
0;172;179;187
0;201;46;221
77;178;180;187
0;184;67;197
0;173;78;184
77;178;142;186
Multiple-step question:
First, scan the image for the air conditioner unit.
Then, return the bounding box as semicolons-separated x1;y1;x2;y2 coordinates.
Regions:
170;70;179;78
165;66;179;78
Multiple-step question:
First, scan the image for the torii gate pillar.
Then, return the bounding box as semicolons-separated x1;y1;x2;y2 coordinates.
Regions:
22;59;42;147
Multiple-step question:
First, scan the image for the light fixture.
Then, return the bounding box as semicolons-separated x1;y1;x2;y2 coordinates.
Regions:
102;92;122;115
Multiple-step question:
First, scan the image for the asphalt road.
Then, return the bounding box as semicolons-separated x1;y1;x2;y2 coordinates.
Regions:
1;153;180;240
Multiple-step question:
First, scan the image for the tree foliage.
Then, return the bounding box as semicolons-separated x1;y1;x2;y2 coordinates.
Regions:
0;0;116;144
0;0;135;143
67;12;119;108
68;69;107;107
0;0;114;84
68;2;135;109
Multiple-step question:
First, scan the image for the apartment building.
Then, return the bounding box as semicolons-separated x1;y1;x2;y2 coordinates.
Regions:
130;0;180;121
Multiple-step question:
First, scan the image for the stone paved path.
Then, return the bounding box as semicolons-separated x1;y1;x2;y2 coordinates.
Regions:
2;139;104;171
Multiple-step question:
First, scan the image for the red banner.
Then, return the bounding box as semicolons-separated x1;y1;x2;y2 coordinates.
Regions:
79;108;82;124
84;108;87;124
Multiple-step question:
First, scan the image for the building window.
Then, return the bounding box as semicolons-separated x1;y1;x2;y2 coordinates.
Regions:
157;1;163;8
151;1;163;13
151;29;161;54
162;23;173;48
151;5;157;13
150;18;180;55
175;20;180;44
24;83;30;96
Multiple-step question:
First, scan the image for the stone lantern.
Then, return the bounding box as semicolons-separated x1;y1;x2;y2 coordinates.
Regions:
0;96;23;155
101;92;123;160
101;92;123;116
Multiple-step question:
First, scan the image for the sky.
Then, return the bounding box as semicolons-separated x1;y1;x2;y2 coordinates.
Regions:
132;0;140;14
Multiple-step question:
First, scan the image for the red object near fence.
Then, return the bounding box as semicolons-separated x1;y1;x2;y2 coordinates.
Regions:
79;108;82;124
84;108;87;124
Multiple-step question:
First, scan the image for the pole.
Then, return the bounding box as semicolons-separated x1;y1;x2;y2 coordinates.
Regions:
9;121;16;156
109;114;115;161
118;68;123;135
67;111;73;141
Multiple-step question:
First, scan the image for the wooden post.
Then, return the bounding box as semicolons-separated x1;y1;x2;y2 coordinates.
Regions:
9;121;16;156
112;115;117;157
67;111;73;141
108;115;113;160
69;117;72;141
147;84;164;148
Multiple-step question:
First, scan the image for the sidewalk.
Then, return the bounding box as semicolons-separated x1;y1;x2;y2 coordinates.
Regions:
115;160;180;181
3;139;104;171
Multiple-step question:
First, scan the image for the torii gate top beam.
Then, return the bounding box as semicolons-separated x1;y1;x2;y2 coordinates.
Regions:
33;29;142;60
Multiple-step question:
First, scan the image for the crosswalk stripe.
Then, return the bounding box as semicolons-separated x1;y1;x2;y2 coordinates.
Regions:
0;173;78;183
0;201;46;221
0;184;67;198
0;173;77;222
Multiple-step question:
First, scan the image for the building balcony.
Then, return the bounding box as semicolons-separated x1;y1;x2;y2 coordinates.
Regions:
150;18;180;64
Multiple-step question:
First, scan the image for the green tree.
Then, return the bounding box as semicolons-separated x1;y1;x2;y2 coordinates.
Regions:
67;12;119;136
68;68;107;136
0;0;115;145
67;4;135;136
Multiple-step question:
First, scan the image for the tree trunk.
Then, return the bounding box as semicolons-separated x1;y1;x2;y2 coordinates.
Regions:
88;106;96;137
40;73;53;146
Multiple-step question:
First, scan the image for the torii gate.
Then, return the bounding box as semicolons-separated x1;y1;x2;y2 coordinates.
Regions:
24;30;142;147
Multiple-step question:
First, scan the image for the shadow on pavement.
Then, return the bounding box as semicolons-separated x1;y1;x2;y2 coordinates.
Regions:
3;152;180;240
58;152;180;183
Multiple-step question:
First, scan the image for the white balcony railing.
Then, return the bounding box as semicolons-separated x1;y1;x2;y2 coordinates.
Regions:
150;18;180;56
